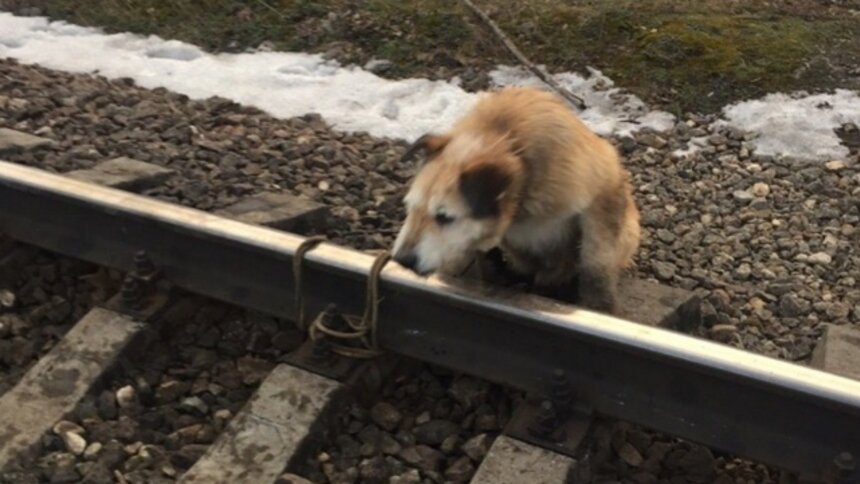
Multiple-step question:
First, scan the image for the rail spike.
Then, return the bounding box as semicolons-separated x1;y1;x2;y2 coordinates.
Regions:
833;451;856;483
133;250;157;279
550;369;574;416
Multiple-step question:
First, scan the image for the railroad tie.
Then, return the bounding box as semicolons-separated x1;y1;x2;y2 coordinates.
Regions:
179;364;344;484
65;157;176;192
470;435;575;484
0;308;147;468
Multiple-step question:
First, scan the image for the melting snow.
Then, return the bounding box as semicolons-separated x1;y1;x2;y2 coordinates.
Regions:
489;66;676;136
0;12;673;142
719;90;860;161
1;12;857;161
671;136;709;159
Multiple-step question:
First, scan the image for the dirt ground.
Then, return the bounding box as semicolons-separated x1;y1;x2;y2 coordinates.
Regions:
2;0;859;114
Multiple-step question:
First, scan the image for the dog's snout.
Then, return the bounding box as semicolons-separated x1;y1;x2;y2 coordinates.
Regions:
394;252;418;272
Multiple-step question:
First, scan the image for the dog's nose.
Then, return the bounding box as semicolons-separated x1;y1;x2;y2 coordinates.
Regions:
394;252;418;272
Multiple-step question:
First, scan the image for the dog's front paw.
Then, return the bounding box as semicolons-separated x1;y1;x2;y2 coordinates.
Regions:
532;281;578;304
577;288;617;314
576;271;618;315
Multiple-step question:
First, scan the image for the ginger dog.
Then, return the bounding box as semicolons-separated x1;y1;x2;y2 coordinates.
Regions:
391;86;640;314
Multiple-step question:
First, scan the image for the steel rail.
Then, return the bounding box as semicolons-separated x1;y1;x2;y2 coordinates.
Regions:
1;160;858;479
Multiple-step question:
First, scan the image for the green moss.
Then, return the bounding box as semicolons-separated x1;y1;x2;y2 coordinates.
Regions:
616;15;821;112
494;7;853;114
39;0;301;51
577;8;638;41
360;1;474;70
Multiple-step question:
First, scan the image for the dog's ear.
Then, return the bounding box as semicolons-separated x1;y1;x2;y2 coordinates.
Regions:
400;133;451;164
459;163;513;219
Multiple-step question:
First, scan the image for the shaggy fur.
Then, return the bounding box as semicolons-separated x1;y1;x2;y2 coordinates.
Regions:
392;86;640;314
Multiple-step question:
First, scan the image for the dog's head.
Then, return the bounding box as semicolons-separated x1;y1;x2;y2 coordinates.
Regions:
392;132;522;276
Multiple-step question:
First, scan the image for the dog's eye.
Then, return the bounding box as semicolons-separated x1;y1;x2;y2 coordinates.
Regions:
434;213;455;226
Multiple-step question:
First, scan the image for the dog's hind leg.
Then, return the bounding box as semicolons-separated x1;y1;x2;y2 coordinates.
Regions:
575;182;637;314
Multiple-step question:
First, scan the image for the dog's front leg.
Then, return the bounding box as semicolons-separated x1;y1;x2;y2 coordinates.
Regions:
575;266;618;314
574;193;627;314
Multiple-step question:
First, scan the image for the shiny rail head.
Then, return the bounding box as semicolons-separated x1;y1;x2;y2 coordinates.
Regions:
2;159;860;409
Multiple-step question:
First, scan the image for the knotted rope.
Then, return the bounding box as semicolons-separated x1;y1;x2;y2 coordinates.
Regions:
292;236;390;358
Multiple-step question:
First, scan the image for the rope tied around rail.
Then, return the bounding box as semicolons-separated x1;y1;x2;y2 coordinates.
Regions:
292;235;326;331
292;236;391;358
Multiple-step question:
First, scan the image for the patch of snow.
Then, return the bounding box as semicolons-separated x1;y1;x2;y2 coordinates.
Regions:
0;12;674;142
719;90;860;161
363;58;393;73
0;35;23;48
490;66;676;136
672;136;709;159
145;40;204;61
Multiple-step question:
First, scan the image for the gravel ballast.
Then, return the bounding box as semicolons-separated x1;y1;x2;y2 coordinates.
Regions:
0;58;410;251
0;294;307;484
0;243;115;396
295;363;513;484
2;57;859;482
627;121;859;360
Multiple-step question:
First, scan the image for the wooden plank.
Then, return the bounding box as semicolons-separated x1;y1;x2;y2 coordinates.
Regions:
215;192;329;233
811;323;860;381
0;308;145;466
65;157;175;192
0;128;54;154
180;364;344;484
616;278;702;331
470;435;576;484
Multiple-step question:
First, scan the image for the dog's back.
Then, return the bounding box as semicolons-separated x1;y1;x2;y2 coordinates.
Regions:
453;87;625;218
461;87;640;312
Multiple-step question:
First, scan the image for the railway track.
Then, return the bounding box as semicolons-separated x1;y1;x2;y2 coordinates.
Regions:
1;129;860;484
